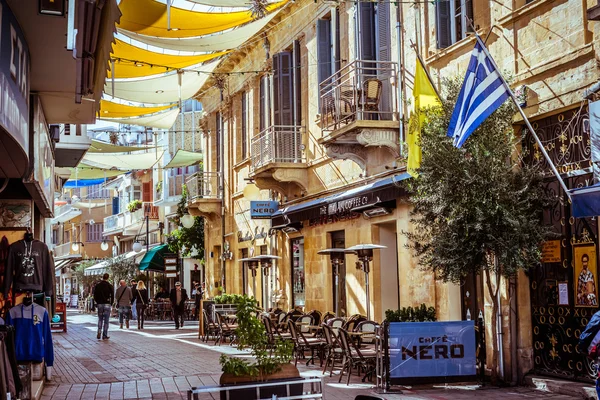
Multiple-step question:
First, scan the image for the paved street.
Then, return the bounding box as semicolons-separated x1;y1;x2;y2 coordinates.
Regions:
41;310;579;400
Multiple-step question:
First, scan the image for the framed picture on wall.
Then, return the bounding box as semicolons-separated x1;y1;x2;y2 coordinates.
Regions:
0;200;32;229
573;244;598;307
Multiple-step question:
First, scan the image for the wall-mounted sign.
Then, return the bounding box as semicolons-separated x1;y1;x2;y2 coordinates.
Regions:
389;321;476;383
165;273;178;278
39;0;65;16
0;0;30;154
250;201;279;219
541;240;561;263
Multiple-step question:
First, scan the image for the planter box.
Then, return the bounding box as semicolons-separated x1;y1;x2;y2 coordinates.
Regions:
219;364;303;400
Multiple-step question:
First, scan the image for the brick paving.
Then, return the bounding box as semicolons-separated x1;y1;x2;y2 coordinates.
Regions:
41;310;578;399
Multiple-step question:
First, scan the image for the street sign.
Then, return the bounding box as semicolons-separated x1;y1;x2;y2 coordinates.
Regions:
250;201;279;219
165;273;178;278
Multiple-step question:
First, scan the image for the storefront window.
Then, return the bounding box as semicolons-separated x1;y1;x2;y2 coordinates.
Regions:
291;238;305;308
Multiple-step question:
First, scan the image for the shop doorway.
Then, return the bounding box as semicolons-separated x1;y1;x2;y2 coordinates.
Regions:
291;238;305;309
378;223;399;321
331;230;347;316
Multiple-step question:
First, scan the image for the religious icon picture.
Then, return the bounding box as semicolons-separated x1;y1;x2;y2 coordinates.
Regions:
574;244;598;307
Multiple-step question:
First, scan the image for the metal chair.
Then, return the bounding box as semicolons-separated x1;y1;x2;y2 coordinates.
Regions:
215;312;238;346
356;320;378;345
322;312;335;324
202;309;219;342
361;78;382;112
322;324;344;376
287;320;325;367
337;328;377;385
297;314;314;335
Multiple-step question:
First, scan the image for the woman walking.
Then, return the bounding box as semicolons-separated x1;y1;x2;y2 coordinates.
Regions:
134;281;149;329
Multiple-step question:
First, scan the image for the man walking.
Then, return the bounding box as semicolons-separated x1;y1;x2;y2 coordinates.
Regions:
169;282;188;329
115;280;133;329
93;273;113;340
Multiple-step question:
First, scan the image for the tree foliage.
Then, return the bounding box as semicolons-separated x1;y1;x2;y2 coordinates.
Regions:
107;254;138;285
406;77;551;283
72;259;99;293
166;184;205;259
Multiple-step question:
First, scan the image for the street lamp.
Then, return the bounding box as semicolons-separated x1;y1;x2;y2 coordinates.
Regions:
181;213;194;229
345;244;386;321
317;249;348;317
71;241;84;252
100;240;109;251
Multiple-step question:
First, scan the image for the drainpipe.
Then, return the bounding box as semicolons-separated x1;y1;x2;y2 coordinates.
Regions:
497;275;505;381
510;277;518;385
396;4;404;157
220;112;226;292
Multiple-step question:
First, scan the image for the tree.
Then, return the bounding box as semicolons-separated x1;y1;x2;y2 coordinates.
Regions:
405;77;551;383
71;259;99;294
107;255;138;285
167;184;205;259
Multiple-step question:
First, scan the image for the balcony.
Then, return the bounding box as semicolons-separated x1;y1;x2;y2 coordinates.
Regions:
52;243;73;258
53;124;92;168
154;174;190;206
124;203;160;236
249;125;307;198
186;172;222;219
51;204;82;225
103;213;125;236
318;60;400;171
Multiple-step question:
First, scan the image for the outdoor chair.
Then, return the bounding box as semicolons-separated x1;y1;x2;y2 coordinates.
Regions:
262;315;291;345
322;312;335;324
328;317;345;335
308;310;323;327
287;320;325;367
184;301;195;320
337;328;377;385
356;320;378;345
322;324;344;376
277;311;287;331
361;78;382;112
297;314;314;335
215;312;238;346
344;314;366;332
202;309;219;342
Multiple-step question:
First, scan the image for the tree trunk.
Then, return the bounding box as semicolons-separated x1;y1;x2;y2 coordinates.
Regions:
485;267;501;385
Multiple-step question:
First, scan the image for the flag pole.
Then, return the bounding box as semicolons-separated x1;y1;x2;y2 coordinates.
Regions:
469;32;572;201
409;40;442;101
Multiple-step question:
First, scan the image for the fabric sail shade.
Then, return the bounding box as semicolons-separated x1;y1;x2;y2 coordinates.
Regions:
83;151;165;171
139;244;169;272
118;0;286;38
99;107;180;129
164;150;203;168
116;11;280;52
88;140;153;154
109;40;228;78
99;99;176;118
187;0;280;7
62;164;123;180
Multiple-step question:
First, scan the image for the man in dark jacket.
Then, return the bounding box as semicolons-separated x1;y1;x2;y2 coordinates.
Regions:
93;273;114;340
169;282;188;329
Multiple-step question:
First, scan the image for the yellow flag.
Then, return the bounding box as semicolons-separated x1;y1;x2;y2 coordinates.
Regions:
407;58;441;177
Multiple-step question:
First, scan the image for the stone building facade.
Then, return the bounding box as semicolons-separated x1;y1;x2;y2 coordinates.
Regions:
190;0;600;383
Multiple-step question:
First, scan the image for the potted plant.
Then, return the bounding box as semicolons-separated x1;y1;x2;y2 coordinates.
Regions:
385;304;436;323
155;181;163;194
126;199;142;212
218;295;299;399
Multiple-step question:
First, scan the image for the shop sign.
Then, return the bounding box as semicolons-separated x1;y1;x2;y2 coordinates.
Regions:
51;302;67;332
29;97;54;212
541;240;561;263
250;201;279;219
389;321;476;382
322;195;370;216
164;254;178;272
0;0;30;154
309;210;360;227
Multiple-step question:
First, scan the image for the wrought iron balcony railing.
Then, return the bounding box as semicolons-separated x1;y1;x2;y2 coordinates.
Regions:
319;59;398;132
186;172;222;200
250;125;303;171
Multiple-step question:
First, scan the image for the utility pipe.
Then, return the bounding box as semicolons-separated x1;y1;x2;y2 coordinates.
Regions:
396;4;404;156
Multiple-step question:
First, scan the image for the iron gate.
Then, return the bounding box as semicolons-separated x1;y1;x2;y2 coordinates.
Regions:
523;106;599;381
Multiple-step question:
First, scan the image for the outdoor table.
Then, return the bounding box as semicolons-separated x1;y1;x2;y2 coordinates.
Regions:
347;331;369;346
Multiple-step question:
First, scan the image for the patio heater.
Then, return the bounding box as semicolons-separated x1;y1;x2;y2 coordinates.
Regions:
239;257;260;298
317;249;348;317
254;255;282;309
345;244;386;320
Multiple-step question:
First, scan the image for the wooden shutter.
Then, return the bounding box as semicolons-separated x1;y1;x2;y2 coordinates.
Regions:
293;40;302;126
436;1;451;48
259;76;270;131
316;19;332;86
142;181;152;202
216;112;222;172
273;51;294;126
376;1;391;119
241;91;247;160
358;2;376;61
335;8;341;73
465;0;474;33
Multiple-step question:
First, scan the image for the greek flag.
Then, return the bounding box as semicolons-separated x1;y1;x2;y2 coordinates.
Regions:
447;39;511;148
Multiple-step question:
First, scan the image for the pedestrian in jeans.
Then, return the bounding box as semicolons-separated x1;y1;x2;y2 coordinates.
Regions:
130;279;138;321
115;280;133;329
93;273;113;340
134;281;149;329
169;282;188;329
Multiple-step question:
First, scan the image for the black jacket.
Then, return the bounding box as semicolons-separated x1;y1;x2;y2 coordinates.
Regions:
3;240;54;296
169;288;188;309
134;288;149;305
93;280;114;305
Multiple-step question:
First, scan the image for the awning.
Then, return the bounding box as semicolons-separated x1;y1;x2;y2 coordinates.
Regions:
117;0;285;38
64;178;107;188
187;0;280;7
139;244;170;272
109;40;229;79
84;260;110;276
83;151;165;171
571;183;600;218
62;164;124;180
272;173;411;225
98;100;176;119
54;257;80;272
99;107;180;129
164;150;203;168
88;140;153;154
116;10;280;53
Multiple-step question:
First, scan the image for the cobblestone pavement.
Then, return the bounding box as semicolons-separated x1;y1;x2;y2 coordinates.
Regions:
42;310;579;399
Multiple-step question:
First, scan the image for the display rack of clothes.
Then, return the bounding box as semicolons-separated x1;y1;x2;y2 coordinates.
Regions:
0;325;23;399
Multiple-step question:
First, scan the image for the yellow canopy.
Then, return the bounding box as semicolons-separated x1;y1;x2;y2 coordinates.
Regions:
89;140;154;153
99;99;176;118
109;40;228;78
117;0;286;38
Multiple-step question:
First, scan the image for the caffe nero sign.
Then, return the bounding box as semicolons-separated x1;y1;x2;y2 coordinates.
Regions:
250;201;279;219
0;0;30;154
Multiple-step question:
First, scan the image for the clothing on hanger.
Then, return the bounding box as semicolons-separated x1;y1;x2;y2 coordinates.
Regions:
3;240;55;297
6;303;54;368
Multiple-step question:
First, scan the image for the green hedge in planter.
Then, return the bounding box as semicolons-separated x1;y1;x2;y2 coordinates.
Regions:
385;304;436;323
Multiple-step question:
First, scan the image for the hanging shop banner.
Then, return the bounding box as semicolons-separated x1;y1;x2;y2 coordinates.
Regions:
389;321;476;383
0;0;30;153
250;201;279;219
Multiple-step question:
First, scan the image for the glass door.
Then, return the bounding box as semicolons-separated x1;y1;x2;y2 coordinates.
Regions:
291;238;305;309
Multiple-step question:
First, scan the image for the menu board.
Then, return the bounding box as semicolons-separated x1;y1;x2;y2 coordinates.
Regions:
51;302;67;332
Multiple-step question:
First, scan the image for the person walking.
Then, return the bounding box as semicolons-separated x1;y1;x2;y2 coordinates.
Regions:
169;282;188;329
130;279;138;322
115;280;133;329
93;273;113;340
134;281;149;329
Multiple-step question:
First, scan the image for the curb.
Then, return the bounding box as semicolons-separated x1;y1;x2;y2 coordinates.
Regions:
524;375;597;399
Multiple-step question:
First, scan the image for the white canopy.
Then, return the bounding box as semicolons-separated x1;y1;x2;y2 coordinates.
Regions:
103;63;219;104
99;107;180;129
116;11;279;52
83;151;165;171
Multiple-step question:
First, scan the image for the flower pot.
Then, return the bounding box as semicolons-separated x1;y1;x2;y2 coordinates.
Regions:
218;364;302;400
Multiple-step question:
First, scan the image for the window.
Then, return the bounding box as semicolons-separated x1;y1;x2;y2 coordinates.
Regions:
85;184;110;199
64;124;70;135
291;238;305;308
435;0;473;48
259;76;271;131
142;181;152;202
86;224;104;243
241;91;248;160
273;41;302;127
183;99;202;113
216;112;222;172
